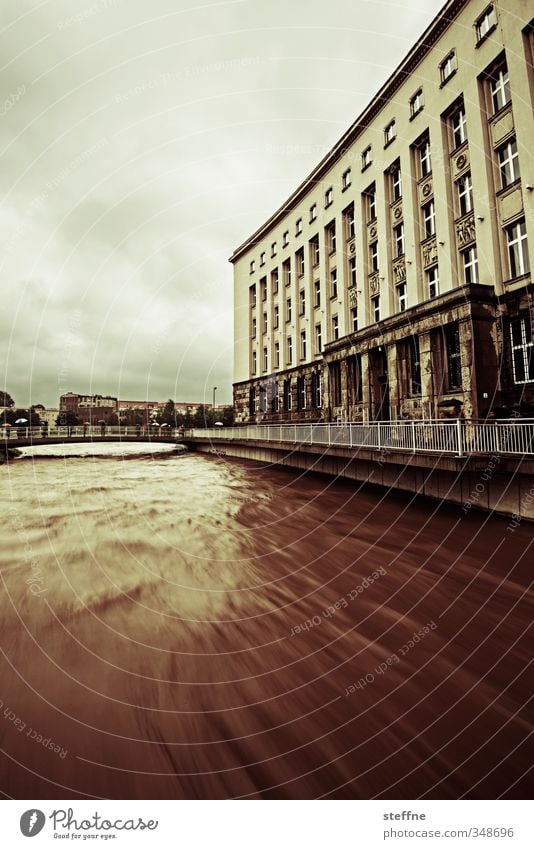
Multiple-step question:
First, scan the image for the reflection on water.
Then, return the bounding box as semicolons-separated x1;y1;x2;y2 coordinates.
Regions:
0;446;532;799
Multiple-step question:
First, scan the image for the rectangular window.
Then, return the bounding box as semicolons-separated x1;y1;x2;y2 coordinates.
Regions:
263;347;268;372
296;218;302;236
250;260;255;274
394;222;405;257
384;119;396;145
440;51;457;84
299;289;306;316
451;104;467;148
362;145;372;169
329;361;342;406
351;306;358;333
397;281;407;312
274;341;280;369
271;268;279;294
410;88;424;117
262;312;268;334
445;323;462;389
365;185;376;221
271;380;279;412
476;5;497;43
344;203;355;240
349;255;357;288
252;350;257;374
250;284;256;307
297;376;306;411
309;203;317;222
510;314;534;383
300;330;307;361
271;242;277;257
423;200;436;238
312;370;322;407
342;168;352;190
260;251;266;266
310;235;320;267
314;279;321;308
283;259;291;286
347;354;363;403
296;247;305;277
260;277;267;301
426;265;439;299
457;172;473;216
251;317;256;337
418;137;432;178
283;230;289;248
259;384;267;413
462;245;479;284
390;162;402;201
286;297;292;322
274;305;279;329
287;336;293;365
332;314;339;341
372;295;380;323
489;63;510;114
498;138;520;188
409;335;421;396
330;268;338;299
506;219;529;278
283;378;292;412
325;186;333;207
315;323;322;354
249;386;256;416
326;221;336;254
369;241;379;272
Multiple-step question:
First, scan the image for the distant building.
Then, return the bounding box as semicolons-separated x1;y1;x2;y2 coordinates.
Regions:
59;392;118;424
37;408;60;427
232;0;533;423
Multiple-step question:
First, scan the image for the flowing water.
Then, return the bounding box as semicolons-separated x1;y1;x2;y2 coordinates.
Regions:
0;444;532;799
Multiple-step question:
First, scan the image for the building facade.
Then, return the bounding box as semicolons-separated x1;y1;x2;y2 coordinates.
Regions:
232;0;534;423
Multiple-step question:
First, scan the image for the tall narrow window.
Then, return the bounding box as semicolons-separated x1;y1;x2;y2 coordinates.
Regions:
409;336;421;396
418;138;432;177
324;186;333;207
342;168;352;190
274;305;279;329
506;219;529;278
410;89;424;117
462;245;479;284
286;297;292;322
330;268;338;299
476;5;497;43
510;314;534;384
394;222;405;256
311;371;322;408
344;203;355;240
365;186;376;221
309;203;317;222
249;386;256;416
287;336;293;365
299;289;306;316
362;145;372;169
384;120;396;145
271;380;279;412
451;104;467;149
423;200;436;238
314;280;321;308
252;350;257;374
440;51;457;85
300;330;307;361
310;235;320;267
271;268;279;294
283;259;291;286
274;341;280;369
326;221;336;254
315;323;322;354
351;307;358;333
251;317;257;338
297;376;306;410
283;378;292;412
296;247;305;277
282;231;289;248
457;172;473;216
329;361;342;406
295;218;302;236
372;295;380;323
390;162;402;201
397;281;407;312
332;314;339;341
349;256;357;288
426;265;439;299
489;64;510;114
263;347;268;372
445;324;462;389
498;138;520;188
369;241;379;272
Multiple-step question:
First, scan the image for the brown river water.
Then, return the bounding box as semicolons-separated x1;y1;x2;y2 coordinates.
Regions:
0;444;532;799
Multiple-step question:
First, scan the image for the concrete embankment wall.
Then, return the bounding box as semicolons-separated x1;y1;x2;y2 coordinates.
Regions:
186;438;534;521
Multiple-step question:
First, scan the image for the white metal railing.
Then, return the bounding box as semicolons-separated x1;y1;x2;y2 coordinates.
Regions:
189;419;534;458
0;425;183;440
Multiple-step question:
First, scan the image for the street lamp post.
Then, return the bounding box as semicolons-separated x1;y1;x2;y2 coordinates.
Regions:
213;386;217;410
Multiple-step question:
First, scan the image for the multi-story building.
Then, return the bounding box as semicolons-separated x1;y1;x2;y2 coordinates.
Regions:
59;393;118;423
232;0;533;423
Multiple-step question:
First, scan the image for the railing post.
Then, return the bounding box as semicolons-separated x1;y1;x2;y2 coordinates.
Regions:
294;424;297;443
377;422;381;451
456;419;463;457
411;420;416;454
328;424;331;446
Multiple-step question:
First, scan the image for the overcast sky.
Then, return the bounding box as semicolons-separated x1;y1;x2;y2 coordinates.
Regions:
1;0;445;408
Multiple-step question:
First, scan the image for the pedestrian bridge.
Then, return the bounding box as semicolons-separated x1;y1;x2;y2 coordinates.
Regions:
3;419;534;457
